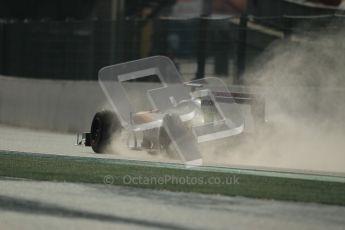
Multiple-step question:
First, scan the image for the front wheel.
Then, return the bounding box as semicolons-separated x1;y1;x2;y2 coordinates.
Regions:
90;110;122;153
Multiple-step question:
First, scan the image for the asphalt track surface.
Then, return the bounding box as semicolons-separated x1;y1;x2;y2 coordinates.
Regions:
1;124;345;176
1;124;345;229
1;123;345;184
1;178;345;230
0;124;172;162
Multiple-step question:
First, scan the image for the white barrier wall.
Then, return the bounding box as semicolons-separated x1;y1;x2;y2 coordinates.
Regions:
0;75;109;132
0;75;168;133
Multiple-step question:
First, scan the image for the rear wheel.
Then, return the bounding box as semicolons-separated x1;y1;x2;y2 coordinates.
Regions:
159;113;188;159
90;110;122;153
159;126;176;158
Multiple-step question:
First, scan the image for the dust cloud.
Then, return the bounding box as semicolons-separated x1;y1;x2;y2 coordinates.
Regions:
203;22;345;173
107;25;345;173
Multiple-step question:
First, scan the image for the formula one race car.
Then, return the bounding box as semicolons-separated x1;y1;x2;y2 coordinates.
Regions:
77;56;265;166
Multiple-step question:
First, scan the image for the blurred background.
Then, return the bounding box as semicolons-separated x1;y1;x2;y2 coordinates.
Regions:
0;0;344;83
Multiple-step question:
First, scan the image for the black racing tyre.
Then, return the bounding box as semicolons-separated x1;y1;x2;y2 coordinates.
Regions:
90;110;122;153
159;113;187;159
159;126;176;158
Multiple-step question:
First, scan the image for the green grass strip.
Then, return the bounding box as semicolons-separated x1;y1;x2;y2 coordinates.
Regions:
0;150;344;206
